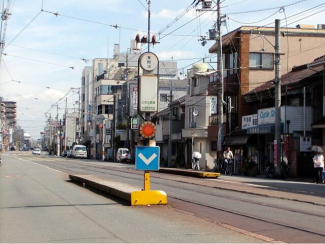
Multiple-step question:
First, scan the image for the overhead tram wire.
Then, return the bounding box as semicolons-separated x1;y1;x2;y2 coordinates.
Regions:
224;0;307;15
2;53;82;70
137;0;148;11
4;10;42;50
41;9;199;38
228;9;280;25
224;2;325;54
8;45;91;63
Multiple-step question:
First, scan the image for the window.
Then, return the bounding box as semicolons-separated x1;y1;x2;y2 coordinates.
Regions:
211;141;217;151
160;94;167;102
249;53;274;70
98;105;102;114
105;105;114;114
82;94;85;102
193;77;199;87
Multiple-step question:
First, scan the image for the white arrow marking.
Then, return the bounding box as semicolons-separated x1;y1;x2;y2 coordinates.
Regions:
138;153;157;165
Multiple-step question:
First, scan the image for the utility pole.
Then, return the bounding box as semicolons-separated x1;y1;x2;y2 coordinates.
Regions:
147;0;151;52
56;105;59;156
65;97;67;151
168;79;173;167
275;19;281;176
126;49;130;151
216;0;224;157
112;94;116;161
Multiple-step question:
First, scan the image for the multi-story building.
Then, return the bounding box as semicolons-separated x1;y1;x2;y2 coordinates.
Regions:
206;24;325;174
80;43;180;159
63;112;79;150
180;63;218;169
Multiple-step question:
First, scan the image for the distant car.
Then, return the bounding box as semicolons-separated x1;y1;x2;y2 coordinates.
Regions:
32;148;41;155
72;145;87;158
67;150;73;158
116;148;131;163
10;146;16;151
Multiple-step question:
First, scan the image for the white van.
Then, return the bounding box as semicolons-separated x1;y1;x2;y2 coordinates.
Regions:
116;148;130;163
72;145;87;158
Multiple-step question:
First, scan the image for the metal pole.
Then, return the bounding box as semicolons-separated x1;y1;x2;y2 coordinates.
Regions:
275;19;282;175
65;97;67;150
112;94;116;161
126;50;130;151
56;105;59;156
217;0;224;156
102;122;105;161
148;0;151;52
303;87;306;137
168;79;173;167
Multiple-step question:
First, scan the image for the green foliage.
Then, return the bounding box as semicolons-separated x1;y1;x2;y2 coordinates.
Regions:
240;160;258;176
116;124;127;130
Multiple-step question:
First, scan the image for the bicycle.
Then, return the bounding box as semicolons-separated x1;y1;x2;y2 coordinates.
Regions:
224;159;234;176
213;158;223;173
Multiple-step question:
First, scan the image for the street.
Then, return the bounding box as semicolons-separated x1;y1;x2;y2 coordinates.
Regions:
1;151;325;243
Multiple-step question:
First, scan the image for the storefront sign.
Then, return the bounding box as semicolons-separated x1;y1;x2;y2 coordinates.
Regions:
131;118;138;130
258;107;275;125
242;114;257;129
247;125;275;134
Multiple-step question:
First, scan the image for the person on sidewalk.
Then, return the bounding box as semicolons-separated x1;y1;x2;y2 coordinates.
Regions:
192;151;201;170
223;147;234;165
313;152;324;184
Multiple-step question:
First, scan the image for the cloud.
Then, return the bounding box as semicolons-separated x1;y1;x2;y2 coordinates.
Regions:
39;89;66;101
157;50;196;60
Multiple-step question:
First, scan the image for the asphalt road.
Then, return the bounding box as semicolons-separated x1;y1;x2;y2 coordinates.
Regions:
2;151;325;243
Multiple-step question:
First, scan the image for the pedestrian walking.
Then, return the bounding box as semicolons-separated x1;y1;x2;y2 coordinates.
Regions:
192;151;201;170
313;152;324;184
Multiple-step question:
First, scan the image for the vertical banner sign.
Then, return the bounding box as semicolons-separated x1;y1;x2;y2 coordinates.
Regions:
274;140;278;167
210;97;217;115
139;76;158;112
133;87;138;109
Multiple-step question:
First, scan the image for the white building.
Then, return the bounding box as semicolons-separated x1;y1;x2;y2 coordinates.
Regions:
182;63;218;170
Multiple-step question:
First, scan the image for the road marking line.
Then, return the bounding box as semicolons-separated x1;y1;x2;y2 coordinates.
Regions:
27;161;66;174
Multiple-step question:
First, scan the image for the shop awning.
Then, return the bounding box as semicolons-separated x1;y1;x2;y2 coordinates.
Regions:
223;135;251;146
312;117;325;129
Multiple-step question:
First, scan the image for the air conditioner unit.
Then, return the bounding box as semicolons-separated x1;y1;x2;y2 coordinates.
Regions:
190;122;196;128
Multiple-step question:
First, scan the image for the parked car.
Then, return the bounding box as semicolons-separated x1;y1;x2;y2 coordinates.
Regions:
67;150;73;158
32;148;41;155
116;148;131;163
72;145;87;158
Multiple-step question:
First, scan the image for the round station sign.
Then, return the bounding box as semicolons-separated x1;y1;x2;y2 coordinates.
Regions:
139;52;158;71
139;121;156;139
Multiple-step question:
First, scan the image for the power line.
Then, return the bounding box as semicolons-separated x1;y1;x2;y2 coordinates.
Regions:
4;11;42;49
225;0;307;15
228;9;280;24
8;45;91;63
137;0;148;11
2;53;81;70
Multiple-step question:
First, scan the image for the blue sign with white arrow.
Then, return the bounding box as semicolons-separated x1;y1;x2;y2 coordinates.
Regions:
136;146;160;171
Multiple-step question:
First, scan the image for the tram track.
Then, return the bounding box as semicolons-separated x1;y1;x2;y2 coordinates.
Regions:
21;155;325;241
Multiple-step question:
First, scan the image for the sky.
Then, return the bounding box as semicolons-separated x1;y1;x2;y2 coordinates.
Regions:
0;0;324;139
